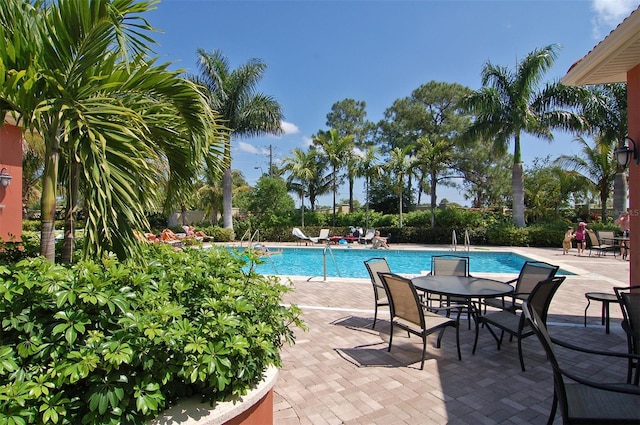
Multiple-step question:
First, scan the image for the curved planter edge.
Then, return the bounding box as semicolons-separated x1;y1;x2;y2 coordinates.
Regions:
150;366;278;425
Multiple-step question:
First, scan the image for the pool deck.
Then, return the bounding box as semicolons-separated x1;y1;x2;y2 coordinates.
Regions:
243;242;633;424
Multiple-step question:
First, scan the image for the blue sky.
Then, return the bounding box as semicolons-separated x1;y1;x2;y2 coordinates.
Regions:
148;0;639;207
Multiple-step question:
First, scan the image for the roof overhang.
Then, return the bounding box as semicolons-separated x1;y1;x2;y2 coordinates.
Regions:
562;6;640;86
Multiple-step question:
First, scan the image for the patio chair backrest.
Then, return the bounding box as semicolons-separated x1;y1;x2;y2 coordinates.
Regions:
522;300;570;417
586;230;601;248
431;255;469;277
614;286;640;347
526;276;565;325
514;261;559;300
318;228;330;239
364;258;391;302
597;230;615;241
378;272;423;328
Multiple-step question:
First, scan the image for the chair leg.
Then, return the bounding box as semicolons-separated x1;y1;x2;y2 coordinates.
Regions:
473;318;481;354
517;336;526;372
373;304;378;329
388;322;394;352
420;334;427;370
547;392;558;425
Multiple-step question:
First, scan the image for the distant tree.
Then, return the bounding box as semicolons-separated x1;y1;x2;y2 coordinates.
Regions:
377;81;472;227
192;49;283;233
313;129;354;226
581;83;627;218
555;136;616;220
326;98;371;211
386;146;416;228
355;145;383;228
461;44;586;227
248;176;295;229
282;147;317;226
305;148;332;211
457;141;512;208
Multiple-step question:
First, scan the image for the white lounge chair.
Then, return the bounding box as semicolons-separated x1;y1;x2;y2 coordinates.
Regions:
292;227;330;244
359;229;375;244
292;227;311;245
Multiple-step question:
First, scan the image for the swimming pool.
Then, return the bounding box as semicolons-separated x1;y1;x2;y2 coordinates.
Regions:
246;248;569;278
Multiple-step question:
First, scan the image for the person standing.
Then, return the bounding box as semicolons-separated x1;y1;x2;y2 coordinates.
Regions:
562;226;574;255
575;222;587;256
615;210;630;259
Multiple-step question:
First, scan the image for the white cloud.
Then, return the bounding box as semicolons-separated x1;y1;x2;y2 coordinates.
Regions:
591;0;640;38
281;121;299;135
302;136;314;147
237;141;260;154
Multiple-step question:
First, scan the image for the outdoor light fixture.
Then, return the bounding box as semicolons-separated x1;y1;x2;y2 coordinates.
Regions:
0;168;11;188
614;137;639;168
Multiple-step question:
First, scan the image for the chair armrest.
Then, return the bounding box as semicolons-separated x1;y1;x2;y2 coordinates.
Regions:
550;336;640;361
559;368;640;394
504;277;518;284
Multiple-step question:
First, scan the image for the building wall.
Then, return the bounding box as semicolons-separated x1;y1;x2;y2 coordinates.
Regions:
0;122;23;242
627;64;640;285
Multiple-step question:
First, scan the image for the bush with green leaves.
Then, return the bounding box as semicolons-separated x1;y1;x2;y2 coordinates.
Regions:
0;244;304;424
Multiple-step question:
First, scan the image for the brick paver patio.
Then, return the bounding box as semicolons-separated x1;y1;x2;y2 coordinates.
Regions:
270;244;632;424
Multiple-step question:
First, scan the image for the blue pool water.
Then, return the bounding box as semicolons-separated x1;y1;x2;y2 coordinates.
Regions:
245;248;570;278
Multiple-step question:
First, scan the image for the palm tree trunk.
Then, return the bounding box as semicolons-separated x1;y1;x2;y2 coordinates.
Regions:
40;132;60;262
61;161;79;264
348;175;354;213
512;135;525;227
613;170;628;218
512;162;525;227
332;166;337;227
398;189;404;228
300;185;305;227
430;171;437;229
222;134;233;231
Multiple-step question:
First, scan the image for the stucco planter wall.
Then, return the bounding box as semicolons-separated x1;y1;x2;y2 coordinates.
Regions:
150;366;278;425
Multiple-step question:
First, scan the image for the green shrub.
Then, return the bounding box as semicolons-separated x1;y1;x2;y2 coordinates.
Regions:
0;245;304;424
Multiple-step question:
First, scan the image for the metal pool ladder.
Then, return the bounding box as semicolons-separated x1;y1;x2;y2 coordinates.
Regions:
307;242;341;282
451;229;470;252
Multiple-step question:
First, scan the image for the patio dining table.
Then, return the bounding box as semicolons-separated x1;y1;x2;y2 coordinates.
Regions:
411;275;514;339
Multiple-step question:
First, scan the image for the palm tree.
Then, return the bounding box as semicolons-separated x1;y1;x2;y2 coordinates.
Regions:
355;145;382;229
1;0;219;262
282;148;317;227
461;44;585;227
581;84;628;218
386;146;416;228
192;49;284;233
313;129;354;226
555;136;616;220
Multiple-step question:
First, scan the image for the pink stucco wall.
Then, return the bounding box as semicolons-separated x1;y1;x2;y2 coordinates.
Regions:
0;122;22;242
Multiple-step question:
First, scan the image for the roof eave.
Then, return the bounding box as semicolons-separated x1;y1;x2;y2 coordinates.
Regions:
562;7;640;86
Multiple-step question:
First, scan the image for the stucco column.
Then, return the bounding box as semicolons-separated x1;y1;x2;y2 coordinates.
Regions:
626;64;640;285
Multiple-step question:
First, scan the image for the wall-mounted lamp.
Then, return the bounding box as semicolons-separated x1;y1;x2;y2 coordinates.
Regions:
614;137;639;168
0;168;12;188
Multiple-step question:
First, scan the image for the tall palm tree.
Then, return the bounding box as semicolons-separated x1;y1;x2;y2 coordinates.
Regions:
386;145;415;228
555;136;616;220
581;84;628;218
1;0;219;261
355;145;381;229
192;49;284;233
313;129;354;226
282;147;317;227
461;44;585;227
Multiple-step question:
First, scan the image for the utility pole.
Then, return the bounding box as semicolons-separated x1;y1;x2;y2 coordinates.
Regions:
269;144;273;177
